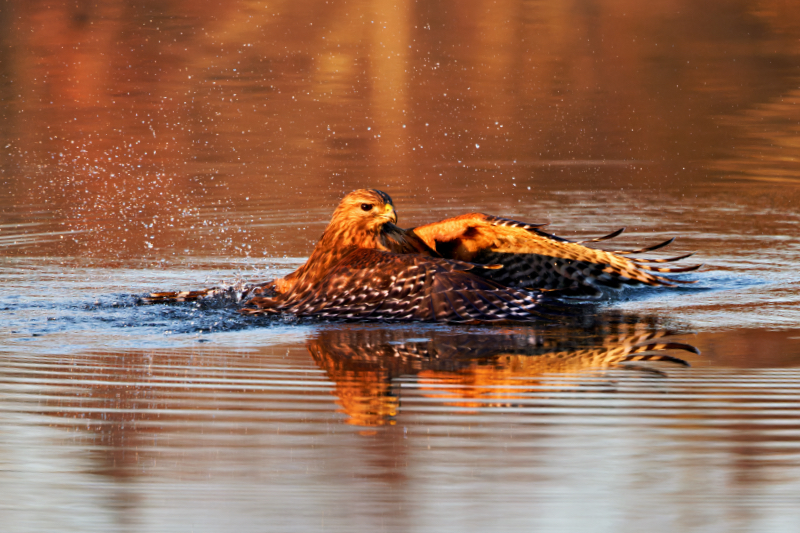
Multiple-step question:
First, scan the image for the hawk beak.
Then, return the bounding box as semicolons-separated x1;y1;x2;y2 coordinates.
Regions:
383;204;397;224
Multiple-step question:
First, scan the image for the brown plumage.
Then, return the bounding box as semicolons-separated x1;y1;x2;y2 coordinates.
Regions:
145;189;701;322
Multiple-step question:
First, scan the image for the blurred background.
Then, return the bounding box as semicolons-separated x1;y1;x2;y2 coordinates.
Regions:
2;0;799;259
2;1;800;532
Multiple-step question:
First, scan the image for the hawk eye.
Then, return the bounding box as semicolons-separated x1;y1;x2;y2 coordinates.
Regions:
360;203;374;211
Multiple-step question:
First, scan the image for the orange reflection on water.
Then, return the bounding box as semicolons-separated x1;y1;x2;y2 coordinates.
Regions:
3;2;800;530
4;0;800;260
307;316;698;425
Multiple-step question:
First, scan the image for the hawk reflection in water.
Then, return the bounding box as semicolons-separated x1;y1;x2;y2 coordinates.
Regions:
38;314;698;436
147;189;700;322
308;317;699;426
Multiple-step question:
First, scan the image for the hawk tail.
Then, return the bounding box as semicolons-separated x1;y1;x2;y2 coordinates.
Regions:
142;281;277;305
142;288;223;303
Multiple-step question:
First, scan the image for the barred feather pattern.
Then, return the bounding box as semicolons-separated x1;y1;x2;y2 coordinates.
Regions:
244;248;554;322
474;250;675;295
411;213;701;296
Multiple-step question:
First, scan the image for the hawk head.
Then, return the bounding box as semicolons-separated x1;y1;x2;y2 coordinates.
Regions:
329;189;398;233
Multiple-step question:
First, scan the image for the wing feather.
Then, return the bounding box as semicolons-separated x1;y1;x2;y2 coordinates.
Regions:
243;248;556;322
410;213;700;294
573;227;626;244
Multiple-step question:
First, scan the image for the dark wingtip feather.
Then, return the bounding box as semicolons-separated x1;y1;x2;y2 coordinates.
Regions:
574;227;626;244
634;263;704;274
613;237;676;255
630;252;696;264
658;342;701;355
622;354;692;367
622;340;700;367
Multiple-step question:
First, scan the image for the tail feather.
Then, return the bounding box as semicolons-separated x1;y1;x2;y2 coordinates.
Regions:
142;288;222;303
142;281;277;305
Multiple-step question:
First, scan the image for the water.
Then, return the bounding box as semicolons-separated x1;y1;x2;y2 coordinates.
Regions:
2;1;800;531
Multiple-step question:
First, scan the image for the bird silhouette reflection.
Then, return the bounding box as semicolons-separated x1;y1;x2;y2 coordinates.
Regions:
34;311;699;479
307;311;698;426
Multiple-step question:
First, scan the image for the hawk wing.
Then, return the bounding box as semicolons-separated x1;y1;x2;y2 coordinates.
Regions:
243;248;557;322
410;213;701;296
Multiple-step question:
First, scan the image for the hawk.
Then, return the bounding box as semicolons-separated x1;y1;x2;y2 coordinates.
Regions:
307;323;698;426
145;189;700;322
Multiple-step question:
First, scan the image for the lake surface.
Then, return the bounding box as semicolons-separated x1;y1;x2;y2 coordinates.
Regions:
2;1;800;531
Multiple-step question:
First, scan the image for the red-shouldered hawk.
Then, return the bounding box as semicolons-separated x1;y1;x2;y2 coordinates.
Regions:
145;189;700;322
